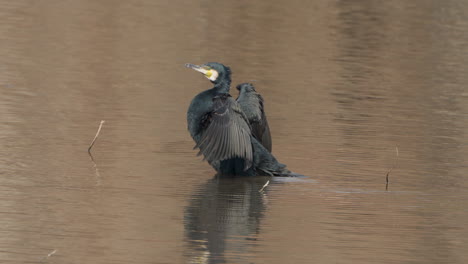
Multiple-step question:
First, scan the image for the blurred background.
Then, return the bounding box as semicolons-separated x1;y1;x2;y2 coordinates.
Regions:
1;1;467;263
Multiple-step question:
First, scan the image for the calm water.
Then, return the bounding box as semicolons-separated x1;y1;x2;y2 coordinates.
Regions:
1;1;468;263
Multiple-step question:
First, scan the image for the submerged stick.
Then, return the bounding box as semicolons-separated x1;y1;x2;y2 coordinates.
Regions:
259;180;270;192
88;120;105;154
386;146;399;190
40;249;57;263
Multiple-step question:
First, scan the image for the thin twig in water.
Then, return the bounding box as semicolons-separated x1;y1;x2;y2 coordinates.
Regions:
386;146;399;190
88;120;105;154
259;180;270;192
87;121;104;186
40;249;57;263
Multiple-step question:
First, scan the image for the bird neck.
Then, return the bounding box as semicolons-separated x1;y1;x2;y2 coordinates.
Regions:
213;79;231;94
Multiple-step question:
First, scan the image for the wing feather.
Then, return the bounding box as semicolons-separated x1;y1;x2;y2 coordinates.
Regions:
194;94;253;170
236;84;272;152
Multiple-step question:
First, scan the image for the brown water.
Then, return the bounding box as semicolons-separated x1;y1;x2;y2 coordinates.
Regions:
1;1;468;263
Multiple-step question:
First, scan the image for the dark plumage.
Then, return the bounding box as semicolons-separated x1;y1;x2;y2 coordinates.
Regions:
195;94;253;171
236;83;272;152
185;62;293;177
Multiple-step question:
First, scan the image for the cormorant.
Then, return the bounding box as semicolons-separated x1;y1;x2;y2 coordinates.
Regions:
236;83;272;152
185;62;291;177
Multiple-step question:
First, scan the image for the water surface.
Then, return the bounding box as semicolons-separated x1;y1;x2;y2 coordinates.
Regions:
1;1;467;263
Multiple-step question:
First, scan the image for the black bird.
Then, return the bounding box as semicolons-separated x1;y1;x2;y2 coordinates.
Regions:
185;62;292;177
236;83;272;152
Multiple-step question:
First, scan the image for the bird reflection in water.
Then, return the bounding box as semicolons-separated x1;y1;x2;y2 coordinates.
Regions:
184;176;271;264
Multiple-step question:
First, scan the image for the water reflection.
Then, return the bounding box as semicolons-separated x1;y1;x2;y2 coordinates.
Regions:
184;176;271;263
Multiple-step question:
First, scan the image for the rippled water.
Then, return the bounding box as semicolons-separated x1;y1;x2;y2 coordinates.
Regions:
1;1;468;263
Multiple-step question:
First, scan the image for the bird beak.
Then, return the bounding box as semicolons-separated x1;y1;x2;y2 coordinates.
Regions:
185;63;209;75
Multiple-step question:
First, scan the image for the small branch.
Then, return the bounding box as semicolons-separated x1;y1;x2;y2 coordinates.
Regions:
259;180;270;192
47;250;57;258
88;120;105;154
40;249;57;263
386;146;399;190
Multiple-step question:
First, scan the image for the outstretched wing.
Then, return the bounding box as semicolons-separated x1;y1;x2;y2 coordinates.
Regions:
195;94;253;169
249;94;272;152
236;84;272;152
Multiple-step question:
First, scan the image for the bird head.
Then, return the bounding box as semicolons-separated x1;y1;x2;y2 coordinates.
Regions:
185;62;231;84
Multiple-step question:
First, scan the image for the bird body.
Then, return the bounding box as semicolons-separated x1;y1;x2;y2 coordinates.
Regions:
185;62;293;177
